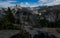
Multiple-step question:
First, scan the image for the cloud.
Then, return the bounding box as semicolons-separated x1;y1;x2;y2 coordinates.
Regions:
20;2;30;7
20;2;40;7
8;1;17;2
0;2;15;7
0;0;60;7
39;0;48;3
7;0;17;2
46;0;60;6
0;0;17;7
38;0;60;6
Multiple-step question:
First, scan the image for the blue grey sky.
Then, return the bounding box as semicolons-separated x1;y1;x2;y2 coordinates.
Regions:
0;0;60;7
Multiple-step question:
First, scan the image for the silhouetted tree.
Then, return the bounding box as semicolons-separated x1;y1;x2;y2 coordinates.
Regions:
7;7;15;23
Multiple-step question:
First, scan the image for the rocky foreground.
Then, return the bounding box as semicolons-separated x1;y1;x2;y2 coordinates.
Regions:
0;28;60;38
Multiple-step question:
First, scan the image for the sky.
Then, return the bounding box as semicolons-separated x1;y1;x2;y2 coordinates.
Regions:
0;0;60;7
